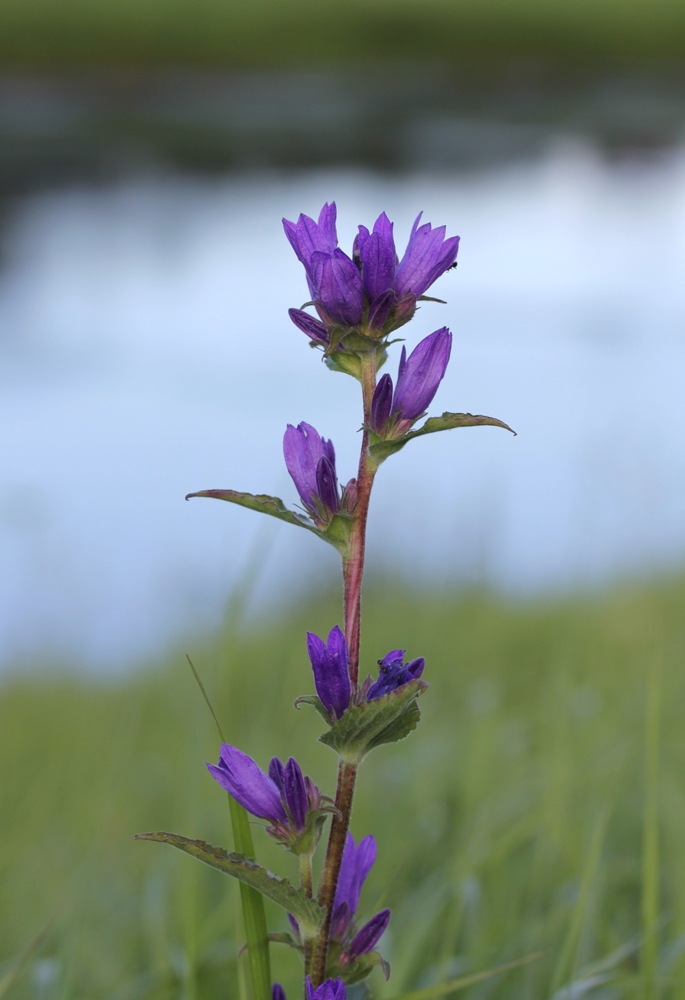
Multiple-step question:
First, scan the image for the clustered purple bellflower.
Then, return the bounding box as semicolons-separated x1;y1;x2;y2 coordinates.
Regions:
284;203;459;347
283;422;357;526
287;834;390;971
330;833;391;967
371;327;452;437
207;746;325;851
307;626;425;720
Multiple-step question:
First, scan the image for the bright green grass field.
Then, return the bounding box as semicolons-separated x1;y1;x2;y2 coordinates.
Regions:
1;575;685;999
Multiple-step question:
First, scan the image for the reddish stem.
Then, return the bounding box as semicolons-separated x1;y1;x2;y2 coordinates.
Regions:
309;353;377;989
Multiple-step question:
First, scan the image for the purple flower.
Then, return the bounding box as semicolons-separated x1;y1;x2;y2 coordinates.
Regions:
207;746;320;839
283;422;339;520
333;833;376;926
366;649;425;701
394;213;460;298
305;977;347;1000
330;833;391;962
283;204;363;328
307;625;351;720
272;986;286;1000
284;204;459;342
370;328;452;432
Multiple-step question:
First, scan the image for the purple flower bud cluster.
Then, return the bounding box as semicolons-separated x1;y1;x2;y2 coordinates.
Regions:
284;203;458;345
307;626;425;721
371;327;452;436
207;746;322;847
283;423;357;525
288;833;390;970
330;834;391;963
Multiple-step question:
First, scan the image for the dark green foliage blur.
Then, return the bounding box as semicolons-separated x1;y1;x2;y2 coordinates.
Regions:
2;575;684;998
1;0;685;68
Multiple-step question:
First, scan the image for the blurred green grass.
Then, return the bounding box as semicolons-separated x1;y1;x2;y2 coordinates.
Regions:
2;574;685;999
1;0;685;68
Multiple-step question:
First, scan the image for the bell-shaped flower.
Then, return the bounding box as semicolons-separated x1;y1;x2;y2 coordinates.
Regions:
370;328;452;435
333;833;376;931
207;745;286;824
272;986;286;1000
394;212;460;299
207;745;325;852
365;649;426;701
283;422;339;523
305;978;347;1000
283;203;363;329
307;625;351;721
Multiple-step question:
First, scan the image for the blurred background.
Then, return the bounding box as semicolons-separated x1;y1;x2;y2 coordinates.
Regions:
1;1;685;998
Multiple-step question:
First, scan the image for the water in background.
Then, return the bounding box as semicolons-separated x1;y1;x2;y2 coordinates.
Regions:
1;76;684;668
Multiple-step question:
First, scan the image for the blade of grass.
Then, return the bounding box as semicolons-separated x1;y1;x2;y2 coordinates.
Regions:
0;907;60;998
385;950;545;1000
551;806;610;995
187;655;271;1000
642;627;663;1000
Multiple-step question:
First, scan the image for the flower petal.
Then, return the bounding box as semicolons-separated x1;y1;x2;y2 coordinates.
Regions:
207;745;286;823
349;908;391;958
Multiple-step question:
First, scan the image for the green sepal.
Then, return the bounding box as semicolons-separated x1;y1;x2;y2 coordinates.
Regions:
294;694;332;724
417;294;447;304
185;489;351;554
135;832;325;939
325;941;390;985
318;679;427;764
286;807;335;857
325;352;363;379
344;951;391;986
321;512;354;553
369;411;516;465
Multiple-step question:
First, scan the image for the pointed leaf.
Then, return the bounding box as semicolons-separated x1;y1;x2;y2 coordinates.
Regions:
136;832;325;938
185;489;351;553
369;411;515;463
318;679;427;764
186;488;316;530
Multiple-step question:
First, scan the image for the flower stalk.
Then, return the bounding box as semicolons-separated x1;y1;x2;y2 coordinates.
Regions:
310;352;377;987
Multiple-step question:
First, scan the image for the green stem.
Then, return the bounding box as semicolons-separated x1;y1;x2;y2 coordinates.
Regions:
228;796;272;1000
310;352;378;988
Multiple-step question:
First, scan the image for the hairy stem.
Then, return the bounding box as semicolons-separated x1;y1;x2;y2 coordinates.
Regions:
310;352;378;989
300;854;314;976
310;761;358;986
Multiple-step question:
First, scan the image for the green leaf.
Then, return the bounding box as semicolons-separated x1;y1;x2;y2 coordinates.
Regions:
136;832;325;939
186;488;316;531
318;679;427;764
185;489;352;554
369;411;516;464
